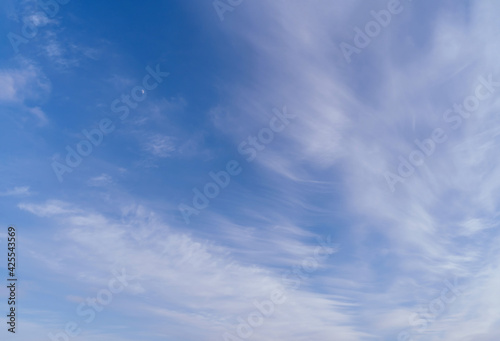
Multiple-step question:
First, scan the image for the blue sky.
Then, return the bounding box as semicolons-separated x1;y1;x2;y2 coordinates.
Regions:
2;0;500;340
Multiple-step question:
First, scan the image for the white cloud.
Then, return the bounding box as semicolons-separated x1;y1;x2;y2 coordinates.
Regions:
143;134;176;158
0;186;31;196
0;62;51;124
200;1;500;339
27;12;54;27
29;106;48;125
18;199;364;340
0;62;51;102
87;173;113;187
0;73;17;102
18;200;79;217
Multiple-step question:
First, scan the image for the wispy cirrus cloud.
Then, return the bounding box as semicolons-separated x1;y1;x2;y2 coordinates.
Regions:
18;200;79;217
17;198;365;340
0;62;51;103
87;173;113;187
143;134;176;158
200;0;500;339
0;186;31;196
0;61;51;125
